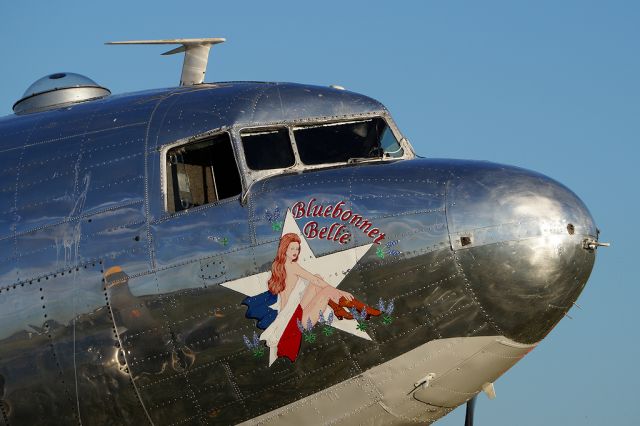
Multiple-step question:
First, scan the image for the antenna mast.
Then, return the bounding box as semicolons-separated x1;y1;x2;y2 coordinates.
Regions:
106;38;226;86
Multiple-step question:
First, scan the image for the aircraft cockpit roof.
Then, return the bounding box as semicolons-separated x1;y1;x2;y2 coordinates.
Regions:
3;81;395;139
150;81;391;131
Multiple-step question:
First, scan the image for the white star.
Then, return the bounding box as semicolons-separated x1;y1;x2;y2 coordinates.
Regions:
221;209;374;362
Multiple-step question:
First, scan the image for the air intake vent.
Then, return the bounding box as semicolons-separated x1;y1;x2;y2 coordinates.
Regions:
13;72;110;115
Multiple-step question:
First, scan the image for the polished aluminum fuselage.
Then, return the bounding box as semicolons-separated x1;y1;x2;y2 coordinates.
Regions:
0;83;596;425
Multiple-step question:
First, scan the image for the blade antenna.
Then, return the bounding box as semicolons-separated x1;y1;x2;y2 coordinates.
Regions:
106;38;226;86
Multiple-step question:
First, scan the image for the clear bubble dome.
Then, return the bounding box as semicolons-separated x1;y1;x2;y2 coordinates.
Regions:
21;72;103;98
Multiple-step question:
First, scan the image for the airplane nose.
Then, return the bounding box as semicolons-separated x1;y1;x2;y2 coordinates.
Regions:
446;161;598;344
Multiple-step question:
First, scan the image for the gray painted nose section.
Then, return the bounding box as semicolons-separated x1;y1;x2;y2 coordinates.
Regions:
446;162;596;344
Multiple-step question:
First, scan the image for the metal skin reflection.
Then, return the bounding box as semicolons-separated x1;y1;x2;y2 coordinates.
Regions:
0;82;599;425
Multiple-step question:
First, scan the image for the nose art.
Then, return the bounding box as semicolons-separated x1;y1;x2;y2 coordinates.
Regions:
445;162;598;344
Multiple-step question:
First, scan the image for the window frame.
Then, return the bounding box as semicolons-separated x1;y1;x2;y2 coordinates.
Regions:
236;113;408;168
234;114;412;201
239;126;297;172
160;128;244;214
159;113;414;212
291;117;404;167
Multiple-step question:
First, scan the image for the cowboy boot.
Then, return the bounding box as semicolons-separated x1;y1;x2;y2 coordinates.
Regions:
338;297;382;317
328;300;354;320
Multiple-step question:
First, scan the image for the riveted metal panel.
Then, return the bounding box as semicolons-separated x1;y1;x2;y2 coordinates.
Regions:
107;270;220;425
151;199;251;270
352;249;466;371
456;238;594;343
0;276;78;424
12;197;78;235
38;264;148;423
109;273;169;374
200;256;226;284
82;131;145;171
235;343;359;422
11;135;83;233
83;147;145;213
90;223;150;279
0;238;16;286
14;174;79;234
13;220;86;282
446;160;597;238
0;147;24;238
81;93;159;131
16;135;84;189
0;112;43;152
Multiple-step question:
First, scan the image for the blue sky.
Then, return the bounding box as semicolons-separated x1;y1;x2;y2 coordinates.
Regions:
0;1;636;424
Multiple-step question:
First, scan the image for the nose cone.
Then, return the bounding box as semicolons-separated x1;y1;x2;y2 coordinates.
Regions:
446;161;597;344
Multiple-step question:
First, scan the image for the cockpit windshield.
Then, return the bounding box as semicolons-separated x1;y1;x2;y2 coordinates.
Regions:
241;128;295;171
293;117;403;165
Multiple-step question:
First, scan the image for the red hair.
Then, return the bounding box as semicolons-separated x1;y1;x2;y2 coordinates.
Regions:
268;233;301;295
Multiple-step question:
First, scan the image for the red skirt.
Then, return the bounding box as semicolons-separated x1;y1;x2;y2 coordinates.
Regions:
277;304;303;362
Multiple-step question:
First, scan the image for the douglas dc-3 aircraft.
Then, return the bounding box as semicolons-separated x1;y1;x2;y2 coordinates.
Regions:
0;39;607;425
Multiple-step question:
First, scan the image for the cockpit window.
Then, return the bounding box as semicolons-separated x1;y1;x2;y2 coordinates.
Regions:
165;132;242;213
293;117;403;165
241;128;295;170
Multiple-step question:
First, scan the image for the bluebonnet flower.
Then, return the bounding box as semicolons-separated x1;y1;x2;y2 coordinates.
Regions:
265;206;283;231
297;318;317;343
349;307;368;322
243;335;252;350
376;240;401;259
377;298;395;325
242;331;265;357
326;311;334;325
318;310;335;336
349;307;369;331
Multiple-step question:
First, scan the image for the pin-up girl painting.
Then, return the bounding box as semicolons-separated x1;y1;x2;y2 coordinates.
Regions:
243;232;380;365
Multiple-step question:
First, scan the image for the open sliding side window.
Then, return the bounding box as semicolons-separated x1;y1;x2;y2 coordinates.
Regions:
166;132;242;213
